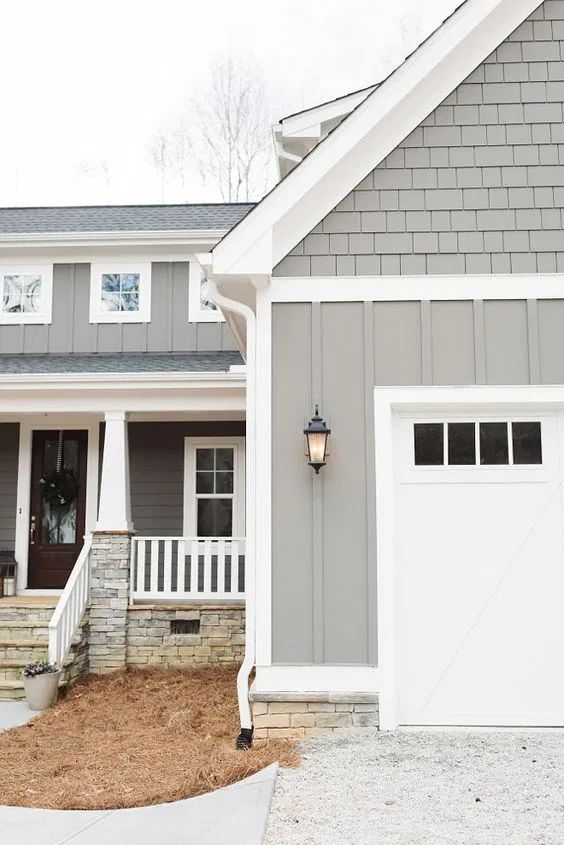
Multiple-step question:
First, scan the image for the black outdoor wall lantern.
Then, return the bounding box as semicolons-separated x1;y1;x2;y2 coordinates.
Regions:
304;405;331;474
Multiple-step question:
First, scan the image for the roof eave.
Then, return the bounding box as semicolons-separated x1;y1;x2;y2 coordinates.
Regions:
0;229;230;250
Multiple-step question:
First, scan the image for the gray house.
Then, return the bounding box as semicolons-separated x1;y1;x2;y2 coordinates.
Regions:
2;0;564;744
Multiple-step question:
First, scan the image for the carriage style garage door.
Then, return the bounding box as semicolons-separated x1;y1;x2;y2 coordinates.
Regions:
393;411;564;727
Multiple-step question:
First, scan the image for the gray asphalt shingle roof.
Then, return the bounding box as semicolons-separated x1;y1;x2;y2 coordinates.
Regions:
0;352;244;375
0;204;255;235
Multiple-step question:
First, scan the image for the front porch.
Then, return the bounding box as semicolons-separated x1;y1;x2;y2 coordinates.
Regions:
0;368;247;695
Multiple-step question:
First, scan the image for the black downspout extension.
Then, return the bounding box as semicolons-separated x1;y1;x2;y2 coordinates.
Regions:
236;727;254;749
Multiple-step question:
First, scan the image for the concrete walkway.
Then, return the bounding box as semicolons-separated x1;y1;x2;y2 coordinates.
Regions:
0;700;37;731
0;765;278;845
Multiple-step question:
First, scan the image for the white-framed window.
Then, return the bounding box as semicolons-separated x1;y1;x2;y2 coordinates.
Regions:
188;260;224;323
89;261;151;323
413;420;543;467
183;437;245;537
0;264;53;324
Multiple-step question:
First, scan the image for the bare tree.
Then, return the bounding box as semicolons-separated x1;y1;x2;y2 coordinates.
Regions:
180;57;274;202
149;133;171;203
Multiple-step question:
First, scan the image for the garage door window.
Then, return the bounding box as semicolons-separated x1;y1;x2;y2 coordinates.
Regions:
414;421;542;467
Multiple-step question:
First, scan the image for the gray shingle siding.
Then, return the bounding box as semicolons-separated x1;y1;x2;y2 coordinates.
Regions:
0;204;254;235
274;0;564;277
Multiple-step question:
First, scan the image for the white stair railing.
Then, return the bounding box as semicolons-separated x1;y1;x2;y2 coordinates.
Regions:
48;535;92;667
131;536;246;603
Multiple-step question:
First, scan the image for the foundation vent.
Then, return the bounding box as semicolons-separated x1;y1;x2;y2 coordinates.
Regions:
171;619;200;635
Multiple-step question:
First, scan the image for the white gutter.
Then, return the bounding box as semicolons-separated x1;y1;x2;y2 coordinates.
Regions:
205;280;256;742
0;229;228;248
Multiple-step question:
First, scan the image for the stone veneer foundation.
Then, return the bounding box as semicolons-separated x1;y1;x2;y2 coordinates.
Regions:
126;605;245;668
250;692;379;740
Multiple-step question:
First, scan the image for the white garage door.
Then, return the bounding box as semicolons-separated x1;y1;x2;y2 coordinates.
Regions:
394;413;564;727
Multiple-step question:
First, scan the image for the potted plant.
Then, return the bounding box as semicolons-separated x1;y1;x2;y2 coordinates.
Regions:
22;659;61;711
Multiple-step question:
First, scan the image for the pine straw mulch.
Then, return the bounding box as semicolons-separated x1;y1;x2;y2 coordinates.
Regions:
0;667;299;810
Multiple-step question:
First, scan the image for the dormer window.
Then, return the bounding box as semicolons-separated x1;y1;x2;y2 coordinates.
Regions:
0;265;53;324
89;262;151;323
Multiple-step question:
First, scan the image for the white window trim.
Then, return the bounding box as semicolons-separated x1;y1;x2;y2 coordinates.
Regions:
183;436;245;537
89;261;152;324
188;259;224;323
0;264;53;325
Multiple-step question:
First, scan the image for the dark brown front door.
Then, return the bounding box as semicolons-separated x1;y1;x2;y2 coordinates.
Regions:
28;430;88;589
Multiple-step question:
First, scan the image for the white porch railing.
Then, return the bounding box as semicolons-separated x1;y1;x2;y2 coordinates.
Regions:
48;535;92;668
131;537;246;603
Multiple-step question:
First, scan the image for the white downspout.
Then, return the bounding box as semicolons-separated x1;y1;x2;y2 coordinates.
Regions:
205;280;256;743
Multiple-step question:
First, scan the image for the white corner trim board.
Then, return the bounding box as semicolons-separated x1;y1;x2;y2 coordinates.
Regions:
212;0;543;276
269;274;564;303
373;384;564;730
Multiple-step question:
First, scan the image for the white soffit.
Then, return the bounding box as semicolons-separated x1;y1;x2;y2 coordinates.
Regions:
212;0;544;278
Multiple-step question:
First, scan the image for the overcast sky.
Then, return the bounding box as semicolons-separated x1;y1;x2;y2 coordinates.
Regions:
0;0;459;207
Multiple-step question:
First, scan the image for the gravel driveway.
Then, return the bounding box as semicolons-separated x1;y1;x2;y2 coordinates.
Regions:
265;729;564;845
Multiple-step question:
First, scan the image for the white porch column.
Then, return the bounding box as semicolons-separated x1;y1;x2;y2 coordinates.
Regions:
96;411;133;532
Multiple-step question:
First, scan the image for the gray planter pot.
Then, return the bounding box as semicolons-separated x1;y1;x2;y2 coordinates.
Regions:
22;670;61;711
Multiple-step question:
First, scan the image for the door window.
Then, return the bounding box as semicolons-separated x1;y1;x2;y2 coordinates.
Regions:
414;421;543;467
39;435;80;544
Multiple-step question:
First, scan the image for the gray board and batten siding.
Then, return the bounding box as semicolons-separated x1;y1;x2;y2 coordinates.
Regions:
270;0;564;667
271;298;564;667
0;424;19;551
0;261;237;356
275;1;564;278
0;263;237;355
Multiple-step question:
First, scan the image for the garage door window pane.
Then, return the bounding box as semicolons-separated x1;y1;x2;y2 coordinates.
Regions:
414;423;444;465
480;423;509;465
448;423;476;465
512;422;542;465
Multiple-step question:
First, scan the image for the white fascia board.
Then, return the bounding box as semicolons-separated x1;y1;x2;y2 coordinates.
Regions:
0;229;227;251
0;371;246;389
212;0;543;277
278;85;377;140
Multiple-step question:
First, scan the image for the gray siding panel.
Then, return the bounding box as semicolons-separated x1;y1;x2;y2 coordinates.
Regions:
129;421;245;537
484;299;530;383
274;1;564;276
538;298;564;382
320;303;369;664
0;261;237;355
373;302;423;385
271;296;564;666
271;303;314;664
431;300;476;384
0;424;19;551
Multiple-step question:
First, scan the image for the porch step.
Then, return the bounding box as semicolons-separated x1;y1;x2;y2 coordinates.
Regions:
0;654;74;681
0;621;50;639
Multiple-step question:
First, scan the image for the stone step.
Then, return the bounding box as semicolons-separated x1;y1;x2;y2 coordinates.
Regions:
0;621;50;639
0;653;75;681
0;680;26;700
